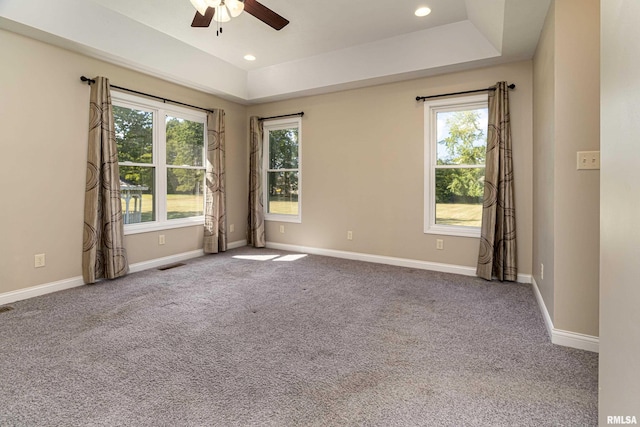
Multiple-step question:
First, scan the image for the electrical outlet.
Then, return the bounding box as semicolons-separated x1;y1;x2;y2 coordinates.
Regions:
34;253;46;268
159;235;165;245
279;225;285;233
230;224;235;233
347;231;353;240
541;263;544;280
436;239;444;250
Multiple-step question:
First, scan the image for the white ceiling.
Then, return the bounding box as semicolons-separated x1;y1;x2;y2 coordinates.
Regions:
0;0;551;104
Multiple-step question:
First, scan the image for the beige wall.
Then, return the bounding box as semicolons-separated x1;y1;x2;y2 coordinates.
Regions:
533;2;556;321
532;0;600;337
0;29;534;296
249;62;533;275
0;29;248;294
553;0;600;335
599;0;640;421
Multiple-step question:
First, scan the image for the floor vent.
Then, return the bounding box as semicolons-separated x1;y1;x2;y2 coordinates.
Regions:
0;306;15;314
158;263;186;271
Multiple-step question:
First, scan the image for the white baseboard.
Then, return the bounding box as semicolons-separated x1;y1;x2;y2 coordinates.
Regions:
266;242;532;284
531;277;599;353
0;240;247;306
517;273;533;284
531;276;555;339
0;276;85;306
128;249;205;273
267;242;476;276
551;329;599;352
228;239;248;250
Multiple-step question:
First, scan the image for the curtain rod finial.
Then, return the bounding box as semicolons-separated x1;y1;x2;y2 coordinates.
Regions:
508;83;516;89
80;76;95;85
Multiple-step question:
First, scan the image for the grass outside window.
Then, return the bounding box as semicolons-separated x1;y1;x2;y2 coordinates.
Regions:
121;194;204;222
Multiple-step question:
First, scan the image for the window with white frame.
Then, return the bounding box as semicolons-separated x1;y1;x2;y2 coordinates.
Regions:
263;117;302;223
424;94;488;237
113;91;207;234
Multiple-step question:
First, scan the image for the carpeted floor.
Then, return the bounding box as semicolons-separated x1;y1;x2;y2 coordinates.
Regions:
0;247;598;426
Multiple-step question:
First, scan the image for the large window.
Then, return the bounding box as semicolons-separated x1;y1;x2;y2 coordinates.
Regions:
424;94;488;237
263;117;302;223
113;92;206;233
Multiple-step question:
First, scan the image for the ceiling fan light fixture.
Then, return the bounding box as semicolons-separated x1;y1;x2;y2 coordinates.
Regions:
213;5;231;23
226;0;245;17
190;0;210;16
205;0;222;7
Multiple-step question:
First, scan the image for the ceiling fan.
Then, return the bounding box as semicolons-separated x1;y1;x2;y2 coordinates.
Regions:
190;0;289;31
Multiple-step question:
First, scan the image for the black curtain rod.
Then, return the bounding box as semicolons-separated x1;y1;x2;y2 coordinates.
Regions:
259;112;304;121
80;76;214;113
416;83;516;102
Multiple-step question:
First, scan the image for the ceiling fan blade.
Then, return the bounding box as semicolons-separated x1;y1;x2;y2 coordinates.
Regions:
191;7;215;27
244;0;289;30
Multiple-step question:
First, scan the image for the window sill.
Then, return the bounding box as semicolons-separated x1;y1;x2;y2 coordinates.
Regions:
124;217;204;235
424;224;480;238
265;214;301;224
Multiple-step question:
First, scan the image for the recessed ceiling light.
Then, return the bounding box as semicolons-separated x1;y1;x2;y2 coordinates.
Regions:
244;54;256;61
415;7;431;17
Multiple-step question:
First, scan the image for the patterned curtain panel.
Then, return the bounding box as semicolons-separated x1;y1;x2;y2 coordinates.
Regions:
82;76;128;284
247;116;266;247
204;109;227;254
476;82;517;281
